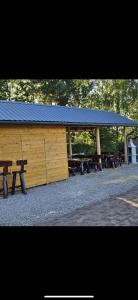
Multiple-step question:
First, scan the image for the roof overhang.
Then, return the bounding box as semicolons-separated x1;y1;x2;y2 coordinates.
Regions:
0;120;138;127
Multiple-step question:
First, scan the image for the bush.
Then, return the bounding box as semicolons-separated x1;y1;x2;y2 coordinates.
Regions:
72;128;124;155
72;142;96;155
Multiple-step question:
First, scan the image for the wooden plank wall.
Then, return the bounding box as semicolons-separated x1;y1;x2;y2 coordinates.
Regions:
0;125;68;189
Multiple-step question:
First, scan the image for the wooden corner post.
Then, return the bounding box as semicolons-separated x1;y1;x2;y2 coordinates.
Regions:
68;127;72;158
95;127;102;164
124;126;128;164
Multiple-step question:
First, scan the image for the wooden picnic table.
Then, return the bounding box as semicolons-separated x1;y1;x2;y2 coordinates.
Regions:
102;154;122;168
68;158;91;175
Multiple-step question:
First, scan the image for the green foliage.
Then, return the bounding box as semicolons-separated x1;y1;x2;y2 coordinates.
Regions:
0;79;137;154
72;143;96;155
100;127;124;153
72;131;96;154
72;128;124;154
0;79;137;119
0;80;12;100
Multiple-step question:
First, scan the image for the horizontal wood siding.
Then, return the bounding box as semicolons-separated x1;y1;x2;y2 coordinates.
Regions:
0;125;68;189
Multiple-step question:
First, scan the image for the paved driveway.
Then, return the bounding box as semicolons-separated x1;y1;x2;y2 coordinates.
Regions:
0;164;138;225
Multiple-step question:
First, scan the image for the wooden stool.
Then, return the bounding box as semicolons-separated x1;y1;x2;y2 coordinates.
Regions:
12;160;27;195
0;161;12;198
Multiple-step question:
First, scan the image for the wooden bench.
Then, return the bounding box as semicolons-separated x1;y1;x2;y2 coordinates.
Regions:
86;155;103;171
0;160;12;198
105;155;122;168
68;166;78;176
11;160;27;195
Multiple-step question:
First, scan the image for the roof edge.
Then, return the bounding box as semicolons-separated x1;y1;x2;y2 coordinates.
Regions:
0;120;138;127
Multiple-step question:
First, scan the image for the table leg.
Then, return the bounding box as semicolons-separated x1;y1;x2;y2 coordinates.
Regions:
80;161;84;175
86;162;90;173
99;163;102;171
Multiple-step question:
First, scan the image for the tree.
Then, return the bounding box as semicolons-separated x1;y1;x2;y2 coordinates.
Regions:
0;78;137;120
0;80;13;100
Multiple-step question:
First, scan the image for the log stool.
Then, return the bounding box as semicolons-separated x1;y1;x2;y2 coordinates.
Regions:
12;160;27;195
0;161;12;198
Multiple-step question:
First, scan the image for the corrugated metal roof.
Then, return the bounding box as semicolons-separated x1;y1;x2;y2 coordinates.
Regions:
0;100;137;127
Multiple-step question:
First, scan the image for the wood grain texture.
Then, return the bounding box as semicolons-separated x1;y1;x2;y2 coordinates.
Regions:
0;125;68;189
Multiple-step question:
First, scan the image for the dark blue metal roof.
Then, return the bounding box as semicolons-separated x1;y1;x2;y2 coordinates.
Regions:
0;100;138;127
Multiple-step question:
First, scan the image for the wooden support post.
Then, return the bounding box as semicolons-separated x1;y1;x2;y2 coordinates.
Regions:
68;127;72;158
95;127;102;165
124;127;128;164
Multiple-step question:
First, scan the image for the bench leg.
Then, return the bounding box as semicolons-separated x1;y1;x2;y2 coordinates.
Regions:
112;161;115;168
3;175;8;198
72;169;76;176
86;162;90;173
12;173;16;195
20;173;27;194
95;164;98;172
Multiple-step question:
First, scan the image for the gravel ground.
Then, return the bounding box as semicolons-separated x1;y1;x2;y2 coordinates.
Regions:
40;185;138;226
0;164;138;226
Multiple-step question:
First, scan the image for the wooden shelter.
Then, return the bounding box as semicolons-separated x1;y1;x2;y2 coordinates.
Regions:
0;100;138;189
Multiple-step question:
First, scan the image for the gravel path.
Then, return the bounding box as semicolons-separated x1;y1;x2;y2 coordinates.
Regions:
0;164;138;226
40;185;138;226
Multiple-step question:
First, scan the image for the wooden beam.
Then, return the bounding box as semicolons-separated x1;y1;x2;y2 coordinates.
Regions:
95;127;101;164
68;127;72;157
67;127;96;132
124;126;128;164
